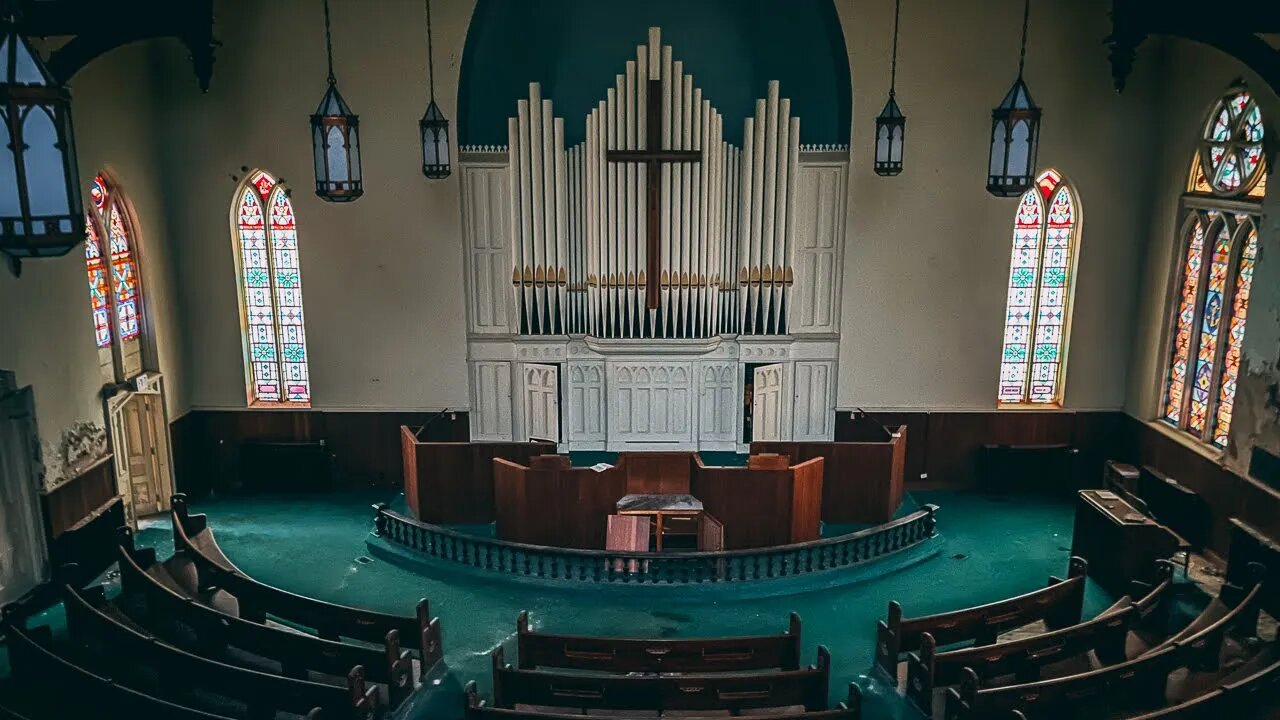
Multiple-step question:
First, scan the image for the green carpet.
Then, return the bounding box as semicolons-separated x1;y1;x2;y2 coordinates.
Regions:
118;489;1117;720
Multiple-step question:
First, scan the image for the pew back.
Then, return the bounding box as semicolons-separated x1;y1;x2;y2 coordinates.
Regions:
171;494;444;675
515;610;803;672
491;646;831;713
875;558;1088;676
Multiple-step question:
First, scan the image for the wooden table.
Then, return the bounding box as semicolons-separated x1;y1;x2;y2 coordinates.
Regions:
1070;489;1180;597
616;494;703;551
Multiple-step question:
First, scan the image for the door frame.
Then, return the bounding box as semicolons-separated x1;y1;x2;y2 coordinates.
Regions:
0;370;51;605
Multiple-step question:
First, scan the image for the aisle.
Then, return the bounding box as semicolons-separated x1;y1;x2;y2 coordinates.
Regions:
136;490;1114;720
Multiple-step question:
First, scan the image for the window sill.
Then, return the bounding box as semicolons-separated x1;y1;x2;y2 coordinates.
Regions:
996;402;1065;411
246;401;312;410
1144;418;1226;465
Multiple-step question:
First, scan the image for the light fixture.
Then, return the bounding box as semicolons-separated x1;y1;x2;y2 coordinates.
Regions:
310;0;363;202
986;0;1041;197
874;0;905;176
420;0;450;179
0;14;85;275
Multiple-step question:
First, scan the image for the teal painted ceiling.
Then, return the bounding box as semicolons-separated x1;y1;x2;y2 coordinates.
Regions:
458;0;851;147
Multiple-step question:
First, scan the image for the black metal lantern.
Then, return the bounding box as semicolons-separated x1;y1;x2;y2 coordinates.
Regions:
874;0;906;176
310;0;362;202
419;0;450;179
986;0;1041;197
0;17;84;272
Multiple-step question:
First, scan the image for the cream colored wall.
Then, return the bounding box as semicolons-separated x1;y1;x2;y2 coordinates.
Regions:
1125;38;1280;473
0;41;187;482
835;0;1162;410
144;0;476;411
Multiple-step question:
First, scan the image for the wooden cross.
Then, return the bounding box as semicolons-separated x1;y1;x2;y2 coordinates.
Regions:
606;79;702;310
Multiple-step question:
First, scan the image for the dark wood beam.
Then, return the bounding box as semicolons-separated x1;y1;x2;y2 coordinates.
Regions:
13;0;217;90
1109;0;1280;93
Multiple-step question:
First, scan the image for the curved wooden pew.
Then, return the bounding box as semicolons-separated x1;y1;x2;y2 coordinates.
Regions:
515;609;803;672
1116;646;1279;719
905;561;1178;714
170;493;444;678
875;557;1088;678
943;578;1266;720
62;580;376;719
491;645;832;713
115;529;413;709
2;609;241;720
465;679;863;719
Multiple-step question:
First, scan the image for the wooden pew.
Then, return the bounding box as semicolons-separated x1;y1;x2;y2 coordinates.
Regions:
904;561;1177;714
490;646;832;713
465;679;863;719
875;557;1088;678
1118;647;1279;719
515;610;803;672
170;493;444;678
942;579;1267;720
62;580;376;720
115;529;412;709
2;608;243;719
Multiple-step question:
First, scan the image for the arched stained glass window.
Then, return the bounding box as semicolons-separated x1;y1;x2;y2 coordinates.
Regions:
232;170;311;406
1161;87;1265;449
998;169;1080;405
82;174;144;379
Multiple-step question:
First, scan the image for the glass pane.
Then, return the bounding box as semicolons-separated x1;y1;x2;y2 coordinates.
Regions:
1162;218;1205;424
107;203;140;342
325;125;349;183
1187;222;1232;434
998;187;1044;403
20;106;71;218
237;188;281;403
1212;227;1257;447
0;109;18;217
269;187;310;404
1029;186;1075;403
84;215;112;348
988;121;1006;177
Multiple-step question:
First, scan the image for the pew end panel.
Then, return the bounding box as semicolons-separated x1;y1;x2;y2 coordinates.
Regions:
346;665;381;720
1042;556;1089;631
417;598;445;676
873;601;904;679
904;632;937;715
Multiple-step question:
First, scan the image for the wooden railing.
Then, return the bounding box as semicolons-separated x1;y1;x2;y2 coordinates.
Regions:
372;503;938;585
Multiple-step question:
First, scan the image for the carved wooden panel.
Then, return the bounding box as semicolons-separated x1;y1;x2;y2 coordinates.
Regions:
470;361;513;441
792;361;834;441
462;165;514;334
698;362;737;443
567;362;606;445
608;362;693;444
790;163;845;334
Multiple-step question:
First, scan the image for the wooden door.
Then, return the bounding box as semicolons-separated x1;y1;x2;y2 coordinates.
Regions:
752;363;785;442
522;363;561;443
110;389;173;526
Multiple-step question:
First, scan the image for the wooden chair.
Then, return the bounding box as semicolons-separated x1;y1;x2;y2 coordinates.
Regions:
490;645;831;713
905;561;1178;715
62;580;376;720
515;610;803;673
2;608;245;719
875;557;1088;679
465;679;863;719
115;528;413;709
169;493;445;679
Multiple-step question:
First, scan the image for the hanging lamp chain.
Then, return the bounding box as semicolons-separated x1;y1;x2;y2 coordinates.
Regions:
889;0;901;97
425;0;437;102
322;0;336;84
1017;0;1031;77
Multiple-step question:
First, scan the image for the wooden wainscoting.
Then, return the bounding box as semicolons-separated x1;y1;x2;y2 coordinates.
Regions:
171;410;470;496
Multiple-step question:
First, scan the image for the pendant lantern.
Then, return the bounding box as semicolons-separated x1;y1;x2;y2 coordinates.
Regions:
0;16;85;273
873;0;906;176
310;0;363;202
986;0;1042;197
420;0;450;179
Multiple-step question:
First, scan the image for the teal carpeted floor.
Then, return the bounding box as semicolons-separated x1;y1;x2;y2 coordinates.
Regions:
116;489;1118;720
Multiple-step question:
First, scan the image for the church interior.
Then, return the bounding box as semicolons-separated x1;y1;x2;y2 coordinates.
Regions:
1;0;1279;717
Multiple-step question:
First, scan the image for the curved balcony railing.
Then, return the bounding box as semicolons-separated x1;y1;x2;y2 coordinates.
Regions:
371;503;939;585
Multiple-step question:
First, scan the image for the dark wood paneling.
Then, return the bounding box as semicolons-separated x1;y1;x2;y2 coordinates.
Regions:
40;455;117;539
692;465;795;550
789;458;824;543
171;409;470;495
754;431;906;524
494;456;626;549
620;452;694;494
837;411;928;484
404;437;553;523
925;412;1078;489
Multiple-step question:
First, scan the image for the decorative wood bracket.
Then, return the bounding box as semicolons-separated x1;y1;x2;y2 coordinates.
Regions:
15;0;217;91
1108;0;1280;93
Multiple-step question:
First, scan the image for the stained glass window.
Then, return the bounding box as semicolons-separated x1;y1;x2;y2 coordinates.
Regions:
998;169;1079;405
82;175;142;352
1162;88;1266;448
233;171;311;405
